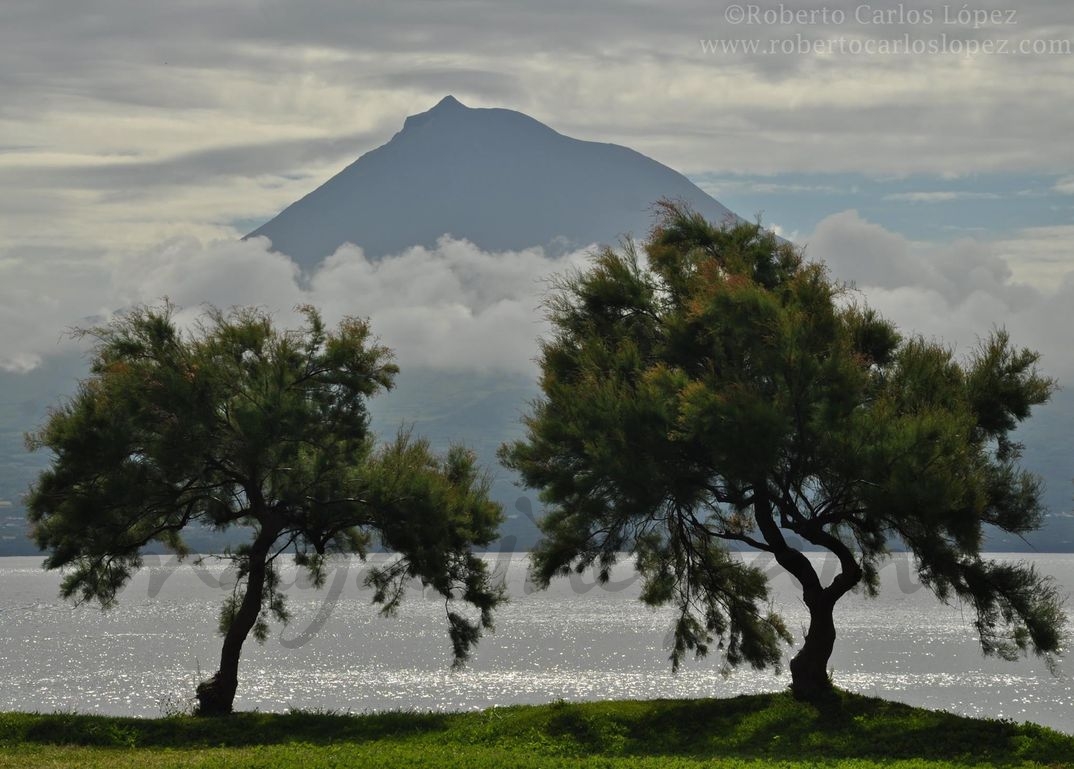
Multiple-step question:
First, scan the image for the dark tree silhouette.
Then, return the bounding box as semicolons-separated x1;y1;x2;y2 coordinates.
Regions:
501;202;1066;701
27;303;503;715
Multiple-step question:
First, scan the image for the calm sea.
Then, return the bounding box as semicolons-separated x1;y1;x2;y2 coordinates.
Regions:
0;552;1071;733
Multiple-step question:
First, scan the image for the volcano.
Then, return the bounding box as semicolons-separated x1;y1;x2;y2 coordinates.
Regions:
247;95;740;268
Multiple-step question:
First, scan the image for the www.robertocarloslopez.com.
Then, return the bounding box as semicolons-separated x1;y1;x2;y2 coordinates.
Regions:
700;33;1071;56
703;3;1071;56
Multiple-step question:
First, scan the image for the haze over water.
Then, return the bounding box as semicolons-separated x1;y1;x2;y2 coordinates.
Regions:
1;553;1070;733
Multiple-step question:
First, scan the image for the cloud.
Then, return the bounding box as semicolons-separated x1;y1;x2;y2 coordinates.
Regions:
991;225;1074;286
883;191;1002;203
804;210;1074;379
0;247;114;372
695;177;845;196
0;236;592;376
807;209;1037;305
112;237;304;313
20;131;379;190
306;237;592;371
6;208;1071;386
805;210;925;292
1055;177;1074;195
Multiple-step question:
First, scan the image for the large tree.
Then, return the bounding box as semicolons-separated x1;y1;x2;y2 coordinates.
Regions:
500;202;1066;701
27;303;503;715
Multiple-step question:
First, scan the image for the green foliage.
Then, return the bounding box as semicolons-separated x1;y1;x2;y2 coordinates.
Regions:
500;201;1066;687
1;692;1072;768
25;302;503;711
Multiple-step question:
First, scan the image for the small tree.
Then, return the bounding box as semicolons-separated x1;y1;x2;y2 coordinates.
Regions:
500;202;1066;702
27;303;503;715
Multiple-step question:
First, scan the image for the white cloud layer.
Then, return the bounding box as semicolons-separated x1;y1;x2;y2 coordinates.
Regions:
2;210;1072;385
0;237;591;375
804;211;1074;380
306;239;588;370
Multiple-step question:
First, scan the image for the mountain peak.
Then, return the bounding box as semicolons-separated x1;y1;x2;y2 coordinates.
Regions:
402;95;471;132
432;94;465;111
248;100;740;269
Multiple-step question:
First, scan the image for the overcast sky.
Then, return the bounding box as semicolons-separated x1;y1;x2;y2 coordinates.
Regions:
1;0;1072;378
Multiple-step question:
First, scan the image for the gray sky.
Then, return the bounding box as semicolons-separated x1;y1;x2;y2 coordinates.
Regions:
0;1;1072;376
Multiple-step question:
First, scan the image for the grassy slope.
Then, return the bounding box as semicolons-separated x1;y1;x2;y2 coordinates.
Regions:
0;691;1071;768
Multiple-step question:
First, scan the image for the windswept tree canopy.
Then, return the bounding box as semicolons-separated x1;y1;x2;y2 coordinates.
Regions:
500;201;1066;700
27;303;503;714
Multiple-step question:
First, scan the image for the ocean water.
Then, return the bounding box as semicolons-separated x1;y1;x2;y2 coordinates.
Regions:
0;552;1070;733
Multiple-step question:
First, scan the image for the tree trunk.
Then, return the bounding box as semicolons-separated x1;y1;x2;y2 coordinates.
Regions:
195;523;278;716
749;488;862;703
789;591;837;702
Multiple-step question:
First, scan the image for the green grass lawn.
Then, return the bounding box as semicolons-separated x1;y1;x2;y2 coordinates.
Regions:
0;690;1070;768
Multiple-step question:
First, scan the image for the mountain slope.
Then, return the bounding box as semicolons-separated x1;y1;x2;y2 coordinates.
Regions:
247;95;738;268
